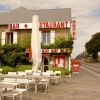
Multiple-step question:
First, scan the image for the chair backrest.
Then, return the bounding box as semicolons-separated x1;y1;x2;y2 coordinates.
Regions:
55;71;61;76
8;72;17;76
32;73;41;77
18;72;26;76
42;72;50;77
25;70;32;75
46;70;53;73
3;78;16;82
37;70;41;73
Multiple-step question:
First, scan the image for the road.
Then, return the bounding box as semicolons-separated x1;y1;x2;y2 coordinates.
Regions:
81;62;100;76
23;62;100;100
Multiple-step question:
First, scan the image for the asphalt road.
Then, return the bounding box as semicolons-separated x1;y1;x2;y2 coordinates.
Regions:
22;62;100;100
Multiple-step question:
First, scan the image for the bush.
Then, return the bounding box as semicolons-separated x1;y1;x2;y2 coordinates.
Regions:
62;70;71;75
15;65;32;71
0;44;29;67
50;67;71;75
2;66;15;74
41;37;73;49
84;59;94;63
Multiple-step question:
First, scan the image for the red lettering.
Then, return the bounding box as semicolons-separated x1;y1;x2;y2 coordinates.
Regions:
65;22;68;27
13;24;16;29
45;22;49;28
9;24;12;29
49;22;52;28
61;22;65;28
43;22;46;28
53;22;56;28
16;24;19;29
72;24;76;28
57;22;61;28
72;20;76;23
39;23;42;28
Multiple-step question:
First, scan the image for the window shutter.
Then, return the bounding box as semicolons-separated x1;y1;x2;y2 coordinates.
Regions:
1;32;6;46
51;30;55;43
13;32;17;44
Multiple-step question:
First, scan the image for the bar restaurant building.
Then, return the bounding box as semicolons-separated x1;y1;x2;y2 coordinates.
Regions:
0;7;76;71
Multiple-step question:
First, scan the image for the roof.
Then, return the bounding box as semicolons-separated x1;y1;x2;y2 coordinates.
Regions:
0;7;71;25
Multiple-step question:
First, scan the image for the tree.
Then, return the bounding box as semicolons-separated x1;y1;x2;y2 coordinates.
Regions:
85;32;100;62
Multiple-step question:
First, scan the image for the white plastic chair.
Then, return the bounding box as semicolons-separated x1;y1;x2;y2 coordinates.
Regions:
25;70;32;75
18;72;26;76
54;71;61;84
37;77;50;94
37;70;41;73
32;73;41;77
8;72;17;76
55;71;61;76
42;72;50;78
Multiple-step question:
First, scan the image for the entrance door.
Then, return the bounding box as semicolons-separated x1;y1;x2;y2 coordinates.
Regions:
44;57;49;72
55;56;65;68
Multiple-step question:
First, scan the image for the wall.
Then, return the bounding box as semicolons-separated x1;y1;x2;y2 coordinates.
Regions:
0;25;8;45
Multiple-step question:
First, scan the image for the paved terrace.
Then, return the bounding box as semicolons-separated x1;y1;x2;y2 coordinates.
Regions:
21;68;100;100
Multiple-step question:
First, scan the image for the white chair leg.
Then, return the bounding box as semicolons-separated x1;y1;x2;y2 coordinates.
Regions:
13;96;15;100
20;93;22;100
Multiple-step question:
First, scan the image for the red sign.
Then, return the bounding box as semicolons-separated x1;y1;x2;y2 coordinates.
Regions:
71;60;80;72
25;49;71;54
41;49;71;53
71;17;76;40
9;21;70;29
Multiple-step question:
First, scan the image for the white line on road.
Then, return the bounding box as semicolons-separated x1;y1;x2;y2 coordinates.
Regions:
81;66;100;77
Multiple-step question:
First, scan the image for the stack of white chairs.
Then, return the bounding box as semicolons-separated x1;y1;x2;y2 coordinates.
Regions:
37;70;42;73
0;84;26;100
25;70;32;75
18;72;26;77
54;71;62;84
32;73;41;77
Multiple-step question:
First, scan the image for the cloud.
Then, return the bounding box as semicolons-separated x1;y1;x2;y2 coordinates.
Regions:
0;0;100;58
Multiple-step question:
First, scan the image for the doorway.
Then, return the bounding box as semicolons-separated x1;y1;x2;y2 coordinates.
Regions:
44;57;49;72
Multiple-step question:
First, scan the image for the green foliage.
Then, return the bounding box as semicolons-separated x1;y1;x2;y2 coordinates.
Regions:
41;37;73;49
0;44;29;67
50;67;63;72
21;39;30;49
55;37;73;49
85;32;100;61
84;59;94;63
15;65;32;71
41;44;56;49
2;66;15;74
62;70;71;75
50;67;71;75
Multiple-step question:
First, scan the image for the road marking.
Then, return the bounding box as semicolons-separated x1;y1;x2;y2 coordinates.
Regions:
81;66;100;77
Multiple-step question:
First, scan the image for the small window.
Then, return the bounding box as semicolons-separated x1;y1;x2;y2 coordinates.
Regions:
42;31;51;44
6;32;13;45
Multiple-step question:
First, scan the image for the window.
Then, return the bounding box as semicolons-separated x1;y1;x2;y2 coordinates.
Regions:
1;32;17;46
42;31;51;44
6;32;13;45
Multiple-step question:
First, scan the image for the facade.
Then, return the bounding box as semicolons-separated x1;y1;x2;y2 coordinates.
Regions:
0;7;76;71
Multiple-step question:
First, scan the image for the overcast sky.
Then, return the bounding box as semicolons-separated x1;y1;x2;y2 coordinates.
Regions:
0;0;100;58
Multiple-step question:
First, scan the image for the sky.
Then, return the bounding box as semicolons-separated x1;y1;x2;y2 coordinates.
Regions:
0;0;100;58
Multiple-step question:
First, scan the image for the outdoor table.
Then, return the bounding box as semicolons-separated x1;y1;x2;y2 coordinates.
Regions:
0;81;21;88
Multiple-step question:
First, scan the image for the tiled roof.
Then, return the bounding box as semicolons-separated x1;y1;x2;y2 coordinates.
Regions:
0;7;71;25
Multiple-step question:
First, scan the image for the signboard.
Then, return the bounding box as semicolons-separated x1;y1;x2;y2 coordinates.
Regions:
25;49;71;54
71;17;76;40
9;21;70;29
71;60;80;72
41;49;71;53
